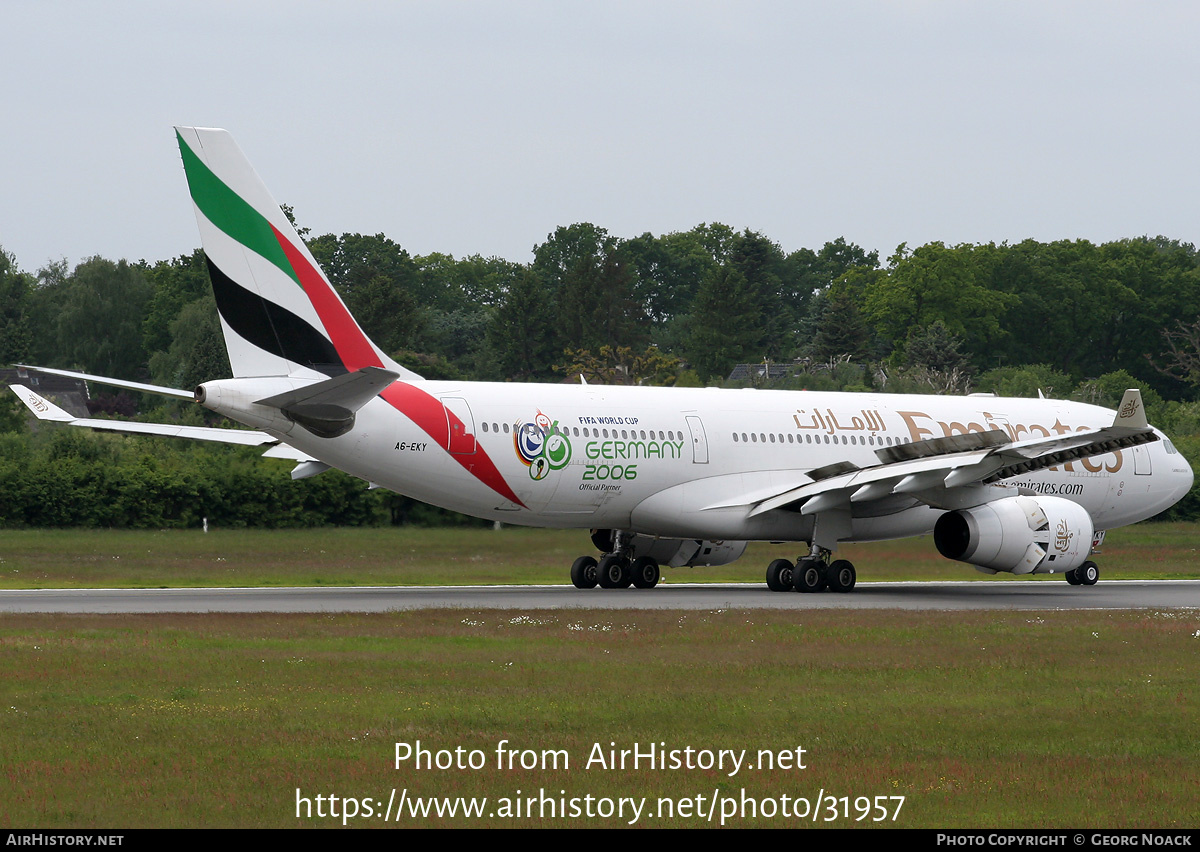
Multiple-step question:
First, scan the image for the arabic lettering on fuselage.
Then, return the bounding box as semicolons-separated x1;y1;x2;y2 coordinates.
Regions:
792;407;1125;474
793;409;885;434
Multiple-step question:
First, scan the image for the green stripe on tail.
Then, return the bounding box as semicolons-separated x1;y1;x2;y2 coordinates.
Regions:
176;130;300;286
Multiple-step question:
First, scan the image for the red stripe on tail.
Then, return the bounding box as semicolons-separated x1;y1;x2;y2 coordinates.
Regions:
271;224;382;372
270;226;525;508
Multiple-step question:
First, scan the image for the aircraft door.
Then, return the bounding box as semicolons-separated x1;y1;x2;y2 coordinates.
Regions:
685;415;709;464
1133;445;1151;476
441;397;477;455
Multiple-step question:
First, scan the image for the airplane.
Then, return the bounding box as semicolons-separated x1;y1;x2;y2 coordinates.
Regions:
11;127;1195;592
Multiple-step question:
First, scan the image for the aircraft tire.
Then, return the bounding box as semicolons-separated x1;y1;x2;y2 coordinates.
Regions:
766;559;794;592
630;557;661;589
1079;561;1099;586
793;559;827;593
571;556;599;589
827;559;856;593
597;555;630;589
1064;568;1081;585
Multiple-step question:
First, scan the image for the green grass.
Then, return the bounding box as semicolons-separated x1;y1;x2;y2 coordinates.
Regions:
0;521;1197;589
2;522;1195;827
0;608;1197;827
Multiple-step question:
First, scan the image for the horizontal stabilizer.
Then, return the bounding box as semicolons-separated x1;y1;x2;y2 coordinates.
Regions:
255;366;399;439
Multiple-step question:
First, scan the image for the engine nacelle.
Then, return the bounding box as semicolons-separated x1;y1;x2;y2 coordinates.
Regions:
933;496;1094;575
592;530;748;567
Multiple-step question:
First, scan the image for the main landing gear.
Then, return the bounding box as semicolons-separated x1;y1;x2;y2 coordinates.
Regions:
570;531;661;590
765;547;857;593
1064;561;1099;586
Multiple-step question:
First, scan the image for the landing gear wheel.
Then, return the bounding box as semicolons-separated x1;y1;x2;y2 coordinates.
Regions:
597;555;631;589
766;559;794;592
826;559;856;593
793;558;828;593
1064;567;1081;585
630;557;661;589
570;556;598;589
1078;561;1099;586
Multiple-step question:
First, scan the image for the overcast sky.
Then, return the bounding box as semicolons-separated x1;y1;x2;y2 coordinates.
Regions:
4;1;1198;273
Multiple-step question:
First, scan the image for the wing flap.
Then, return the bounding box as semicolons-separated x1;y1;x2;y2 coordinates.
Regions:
748;449;996;517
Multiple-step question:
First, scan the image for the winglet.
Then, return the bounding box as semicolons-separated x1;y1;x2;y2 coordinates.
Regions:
10;385;74;422
1114;388;1148;429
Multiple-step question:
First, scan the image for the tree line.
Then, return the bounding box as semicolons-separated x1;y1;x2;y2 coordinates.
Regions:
1;220;1198;527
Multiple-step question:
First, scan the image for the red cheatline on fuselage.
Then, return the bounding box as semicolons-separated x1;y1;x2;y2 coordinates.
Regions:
268;223;526;509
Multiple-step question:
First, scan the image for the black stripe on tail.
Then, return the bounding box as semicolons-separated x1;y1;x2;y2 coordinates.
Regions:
206;257;347;377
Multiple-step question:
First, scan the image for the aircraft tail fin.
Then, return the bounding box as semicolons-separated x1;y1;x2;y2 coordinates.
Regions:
1114;388;1148;429
174;126;421;382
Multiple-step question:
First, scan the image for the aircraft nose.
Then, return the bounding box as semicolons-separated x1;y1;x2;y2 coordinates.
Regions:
1147;435;1194;518
1174;451;1195;504
1160;436;1195;511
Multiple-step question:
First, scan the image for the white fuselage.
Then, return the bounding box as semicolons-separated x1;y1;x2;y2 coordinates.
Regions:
201;379;1194;547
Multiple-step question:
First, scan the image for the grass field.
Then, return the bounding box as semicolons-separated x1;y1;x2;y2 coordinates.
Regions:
0;608;1197;828
1;521;1198;589
0;522;1197;828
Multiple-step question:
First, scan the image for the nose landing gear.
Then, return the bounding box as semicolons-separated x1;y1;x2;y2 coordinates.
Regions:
1064;561;1099;586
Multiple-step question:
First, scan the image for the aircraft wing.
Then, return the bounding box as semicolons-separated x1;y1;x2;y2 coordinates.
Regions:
10;383;296;450
9;365;361;477
745;389;1157;518
13;364;196;400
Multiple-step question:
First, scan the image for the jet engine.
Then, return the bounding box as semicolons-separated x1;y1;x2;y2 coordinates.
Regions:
933;495;1094;575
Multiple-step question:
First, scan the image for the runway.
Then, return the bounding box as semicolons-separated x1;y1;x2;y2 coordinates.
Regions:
1;580;1198;613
